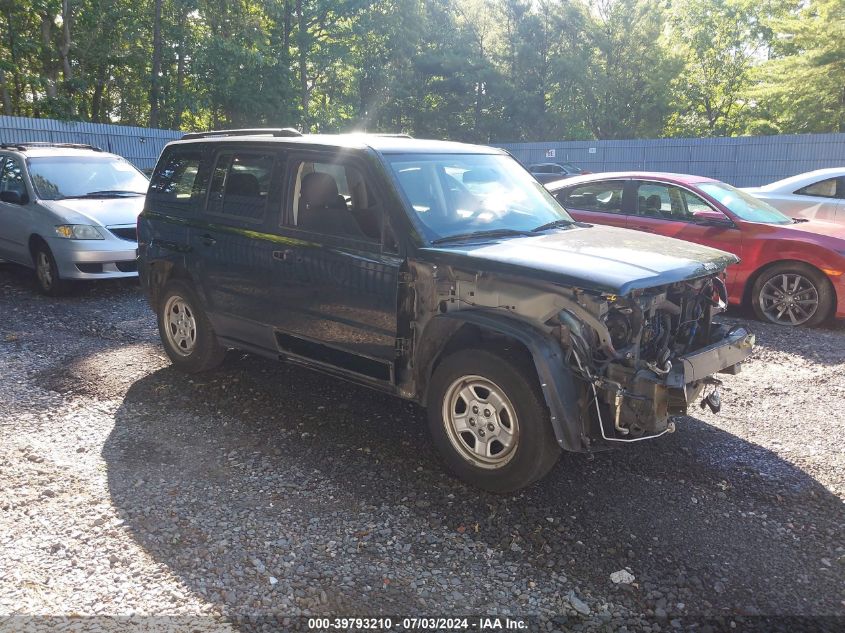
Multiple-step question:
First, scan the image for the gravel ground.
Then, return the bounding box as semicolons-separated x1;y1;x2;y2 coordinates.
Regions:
1;263;843;632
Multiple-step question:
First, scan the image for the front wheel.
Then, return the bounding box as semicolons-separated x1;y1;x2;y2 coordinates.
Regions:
157;279;226;372
751;262;833;327
33;242;71;296
426;348;561;493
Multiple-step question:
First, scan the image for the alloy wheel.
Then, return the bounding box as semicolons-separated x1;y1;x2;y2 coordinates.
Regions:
759;272;819;326
442;375;520;469
163;295;198;355
36;251;53;290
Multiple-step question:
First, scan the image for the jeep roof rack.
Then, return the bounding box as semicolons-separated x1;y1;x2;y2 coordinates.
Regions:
0;142;103;152
367;133;413;139
180;128;303;140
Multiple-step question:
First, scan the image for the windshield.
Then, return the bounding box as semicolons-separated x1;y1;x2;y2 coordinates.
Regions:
699;182;792;225
386;153;573;242
28;156;149;200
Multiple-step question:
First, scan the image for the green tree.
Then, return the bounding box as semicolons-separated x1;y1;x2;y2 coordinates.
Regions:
750;0;845;133
571;0;680;139
664;0;772;136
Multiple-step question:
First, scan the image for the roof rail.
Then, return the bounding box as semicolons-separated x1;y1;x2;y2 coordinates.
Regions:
0;142;103;152
352;132;413;139
180;128;303;140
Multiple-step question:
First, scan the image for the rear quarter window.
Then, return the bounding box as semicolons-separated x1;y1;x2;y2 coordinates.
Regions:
795;177;840;199
149;148;204;213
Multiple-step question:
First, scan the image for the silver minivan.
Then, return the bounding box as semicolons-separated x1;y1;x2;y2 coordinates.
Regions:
0;142;149;295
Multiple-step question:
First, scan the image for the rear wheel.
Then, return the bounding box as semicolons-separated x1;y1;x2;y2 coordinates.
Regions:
426;348;561;493
33;242;71;296
157;279;226;372
751;262;833;327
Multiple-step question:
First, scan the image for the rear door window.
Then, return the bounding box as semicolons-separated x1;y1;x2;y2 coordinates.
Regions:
206;152;275;223
559;181;625;214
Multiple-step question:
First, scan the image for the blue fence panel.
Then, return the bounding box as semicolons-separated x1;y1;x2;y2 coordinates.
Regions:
0;115;181;170
2;117;844;186
496;133;845;187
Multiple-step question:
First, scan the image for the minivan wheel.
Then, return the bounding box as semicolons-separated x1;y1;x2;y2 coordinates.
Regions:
157;279;226;372
33;242;71;296
751;262;832;327
426;348;561;493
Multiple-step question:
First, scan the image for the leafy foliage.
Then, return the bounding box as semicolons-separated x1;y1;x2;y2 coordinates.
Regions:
0;0;840;138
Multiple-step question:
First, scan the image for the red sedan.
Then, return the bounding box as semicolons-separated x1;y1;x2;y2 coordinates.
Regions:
547;172;845;327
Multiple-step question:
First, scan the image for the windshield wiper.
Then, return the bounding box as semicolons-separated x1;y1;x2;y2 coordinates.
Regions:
792;218;810;224
531;218;576;232
430;228;532;245
63;190;146;199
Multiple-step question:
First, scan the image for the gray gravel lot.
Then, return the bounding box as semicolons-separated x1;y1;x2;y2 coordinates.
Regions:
1;263;843;632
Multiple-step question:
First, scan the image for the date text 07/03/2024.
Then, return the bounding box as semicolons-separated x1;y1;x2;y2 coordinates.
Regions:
306;617;528;630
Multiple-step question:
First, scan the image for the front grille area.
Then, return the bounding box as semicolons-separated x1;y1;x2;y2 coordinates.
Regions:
108;227;137;241
116;260;138;273
76;263;104;273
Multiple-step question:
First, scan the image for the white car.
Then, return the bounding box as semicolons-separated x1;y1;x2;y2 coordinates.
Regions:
0;142;149;295
742;168;845;224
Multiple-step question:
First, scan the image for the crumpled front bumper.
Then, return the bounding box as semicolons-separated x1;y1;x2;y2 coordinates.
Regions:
671;326;756;386
604;326;755;440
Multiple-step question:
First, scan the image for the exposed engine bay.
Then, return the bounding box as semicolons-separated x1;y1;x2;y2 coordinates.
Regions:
550;274;754;445
417;263;755;451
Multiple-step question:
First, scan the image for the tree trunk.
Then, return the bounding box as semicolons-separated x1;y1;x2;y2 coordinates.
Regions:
40;12;58;99
284;0;292;55
59;0;73;82
3;5;22;112
296;0;308;129
149;0;163;127
91;63;107;122
172;9;188;128
0;68;11;115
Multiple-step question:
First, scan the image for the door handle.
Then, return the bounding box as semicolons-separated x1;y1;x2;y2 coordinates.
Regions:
201;234;217;246
273;249;302;263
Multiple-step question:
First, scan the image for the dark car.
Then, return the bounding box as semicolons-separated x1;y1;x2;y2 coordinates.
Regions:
138;130;754;492
528;162;587;184
547;172;845;327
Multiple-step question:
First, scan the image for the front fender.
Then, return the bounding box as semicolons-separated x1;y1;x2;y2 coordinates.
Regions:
432;310;586;452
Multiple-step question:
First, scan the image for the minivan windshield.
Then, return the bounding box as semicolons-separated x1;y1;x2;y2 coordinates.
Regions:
699;182;793;225
28;155;149;200
386;153;573;243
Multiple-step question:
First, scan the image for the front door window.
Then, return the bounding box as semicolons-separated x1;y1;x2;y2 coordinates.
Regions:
0;156;27;201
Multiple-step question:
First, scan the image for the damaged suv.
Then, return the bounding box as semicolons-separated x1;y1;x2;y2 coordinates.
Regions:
138;130;754;492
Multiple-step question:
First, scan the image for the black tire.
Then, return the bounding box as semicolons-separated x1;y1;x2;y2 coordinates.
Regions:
156;279;226;372
426;348;561;493
32;241;72;296
751;262;833;327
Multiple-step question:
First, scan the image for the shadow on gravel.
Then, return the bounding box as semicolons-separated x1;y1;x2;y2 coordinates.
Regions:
0;261;140;300
103;352;845;625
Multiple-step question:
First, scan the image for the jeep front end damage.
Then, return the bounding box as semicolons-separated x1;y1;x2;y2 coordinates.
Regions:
551;274;755;446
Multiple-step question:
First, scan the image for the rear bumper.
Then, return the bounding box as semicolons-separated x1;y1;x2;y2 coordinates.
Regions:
47;237;138;279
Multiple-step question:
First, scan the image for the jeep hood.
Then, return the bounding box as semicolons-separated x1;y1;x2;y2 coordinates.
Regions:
419;224;738;296
41;196;145;227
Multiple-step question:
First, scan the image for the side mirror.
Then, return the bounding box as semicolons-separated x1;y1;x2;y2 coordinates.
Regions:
692;209;732;227
0;190;28;205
